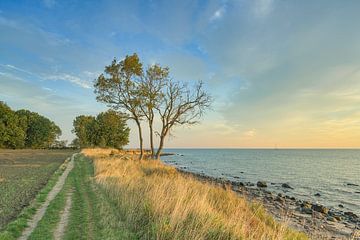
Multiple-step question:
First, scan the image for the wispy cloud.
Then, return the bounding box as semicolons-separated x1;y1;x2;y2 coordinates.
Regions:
244;129;256;137
209;6;226;22
44;73;92;89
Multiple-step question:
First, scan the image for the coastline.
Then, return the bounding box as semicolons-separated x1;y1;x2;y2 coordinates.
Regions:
174;167;360;239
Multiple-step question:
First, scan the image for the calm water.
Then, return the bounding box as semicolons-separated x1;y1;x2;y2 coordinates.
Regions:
162;149;360;215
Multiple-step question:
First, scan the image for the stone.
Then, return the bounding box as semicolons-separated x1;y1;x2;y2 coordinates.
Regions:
312;204;329;214
301;207;313;214
346;183;359;187
281;183;293;189
327;216;337;222
344;211;358;219
338;204;344;208
314;193;321;197
257;181;267;188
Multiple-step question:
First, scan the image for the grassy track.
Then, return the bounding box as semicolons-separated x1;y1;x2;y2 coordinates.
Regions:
63;154;136;240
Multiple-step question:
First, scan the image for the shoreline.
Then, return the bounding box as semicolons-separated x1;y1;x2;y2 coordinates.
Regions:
174;167;360;239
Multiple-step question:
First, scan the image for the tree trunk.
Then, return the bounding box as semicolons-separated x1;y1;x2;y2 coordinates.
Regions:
155;133;165;160
149;120;154;158
135;119;144;160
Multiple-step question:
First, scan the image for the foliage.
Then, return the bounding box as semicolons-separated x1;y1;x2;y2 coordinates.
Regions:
94;54;145;158
72;110;129;149
0;102;62;149
16;109;61;148
0;102;25;149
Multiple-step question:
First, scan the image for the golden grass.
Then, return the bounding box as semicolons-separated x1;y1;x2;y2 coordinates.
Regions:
83;148;308;240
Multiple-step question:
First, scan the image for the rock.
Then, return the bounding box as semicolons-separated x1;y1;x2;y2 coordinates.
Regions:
301;207;313;214
344;211;358;219
281;183;293;189
327;216;337;222
314;193;321;197
334;215;342;221
338;204;344;208
346;183;359;187
233;176;240;179
257;181;267;188
312;204;329;214
275;196;285;204
290;196;296;201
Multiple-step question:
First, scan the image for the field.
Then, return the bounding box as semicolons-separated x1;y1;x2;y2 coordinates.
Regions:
0;149;75;229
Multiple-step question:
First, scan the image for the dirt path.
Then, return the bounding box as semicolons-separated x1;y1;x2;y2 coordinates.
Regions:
18;153;77;240
53;191;73;240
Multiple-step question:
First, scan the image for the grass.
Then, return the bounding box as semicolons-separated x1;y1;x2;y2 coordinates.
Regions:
63;154;136;240
0;149;75;230
84;148;309;240
0;154;72;240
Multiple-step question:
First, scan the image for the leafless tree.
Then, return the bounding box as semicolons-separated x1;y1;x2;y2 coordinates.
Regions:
155;80;212;159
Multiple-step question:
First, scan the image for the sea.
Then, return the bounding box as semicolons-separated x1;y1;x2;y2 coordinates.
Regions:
161;149;360;215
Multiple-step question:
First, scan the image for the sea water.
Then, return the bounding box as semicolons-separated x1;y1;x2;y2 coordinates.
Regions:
162;149;360;215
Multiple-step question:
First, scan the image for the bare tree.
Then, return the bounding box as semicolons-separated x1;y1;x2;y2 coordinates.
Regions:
155;80;212;159
94;54;145;159
139;64;169;158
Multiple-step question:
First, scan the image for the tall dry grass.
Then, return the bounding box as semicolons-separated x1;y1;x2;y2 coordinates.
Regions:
83;148;308;240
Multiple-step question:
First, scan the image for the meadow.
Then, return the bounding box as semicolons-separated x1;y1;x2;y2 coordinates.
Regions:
0;149;75;229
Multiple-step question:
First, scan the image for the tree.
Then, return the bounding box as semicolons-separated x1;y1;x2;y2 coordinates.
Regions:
95;110;130;149
94;54;145;159
72;110;130;149
139;64;169;157
0;102;25;148
154;81;211;159
72;115;96;148
16;110;61;148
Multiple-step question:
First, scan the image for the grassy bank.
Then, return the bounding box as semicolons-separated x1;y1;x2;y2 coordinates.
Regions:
84;148;308;240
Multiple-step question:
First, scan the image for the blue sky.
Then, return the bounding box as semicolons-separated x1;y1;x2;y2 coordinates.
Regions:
1;0;360;148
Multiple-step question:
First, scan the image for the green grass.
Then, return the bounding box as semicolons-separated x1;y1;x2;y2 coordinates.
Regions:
28;173;70;239
0;156;71;240
63;155;136;240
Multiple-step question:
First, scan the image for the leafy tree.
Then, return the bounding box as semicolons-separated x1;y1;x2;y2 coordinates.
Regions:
94;54;145;159
95;110;130;149
72;110;129;149
16;110;61;148
72;115;96;148
17;110;59;148
0;102;25;148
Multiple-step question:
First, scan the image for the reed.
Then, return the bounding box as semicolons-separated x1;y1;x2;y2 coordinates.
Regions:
83;148;308;240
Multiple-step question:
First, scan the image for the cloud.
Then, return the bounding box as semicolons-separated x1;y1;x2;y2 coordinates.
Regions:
209;6;226;22
244;129;256;137
44;73;92;89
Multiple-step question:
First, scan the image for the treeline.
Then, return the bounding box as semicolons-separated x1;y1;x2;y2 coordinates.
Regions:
0;101;62;149
72;110;129;149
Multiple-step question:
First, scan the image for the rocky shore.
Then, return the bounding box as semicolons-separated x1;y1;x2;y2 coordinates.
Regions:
175;168;360;239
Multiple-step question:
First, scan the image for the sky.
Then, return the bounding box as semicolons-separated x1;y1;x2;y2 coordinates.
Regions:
1;0;360;148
